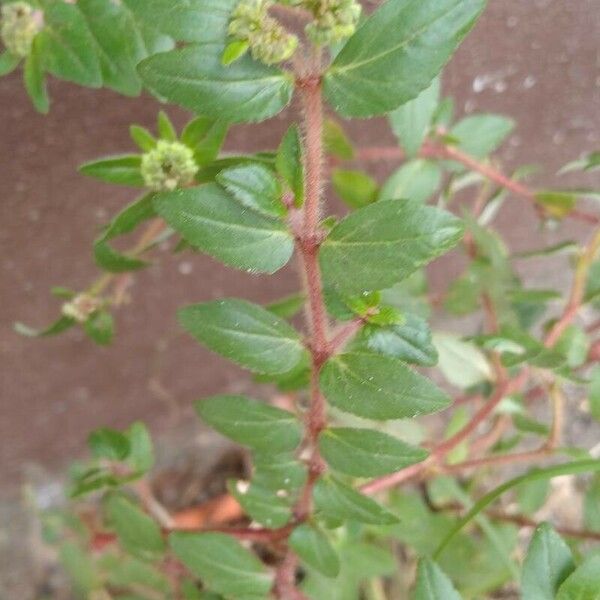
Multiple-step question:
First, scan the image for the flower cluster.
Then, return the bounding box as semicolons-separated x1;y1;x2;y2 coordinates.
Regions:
0;1;43;58
303;0;361;44
140;141;198;191
228;0;298;65
62;294;101;324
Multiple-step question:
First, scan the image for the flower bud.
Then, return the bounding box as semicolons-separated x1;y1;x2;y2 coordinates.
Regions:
0;1;43;58
304;0;361;45
229;0;298;65
62;294;101;324
141;141;198;192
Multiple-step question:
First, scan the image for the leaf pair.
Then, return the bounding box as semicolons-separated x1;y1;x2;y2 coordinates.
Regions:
158;182;463;297
138;0;487;122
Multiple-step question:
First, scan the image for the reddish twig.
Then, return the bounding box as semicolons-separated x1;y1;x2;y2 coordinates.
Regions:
352;144;600;225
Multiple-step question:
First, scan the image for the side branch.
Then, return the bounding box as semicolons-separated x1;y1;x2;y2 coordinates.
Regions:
352;144;600;225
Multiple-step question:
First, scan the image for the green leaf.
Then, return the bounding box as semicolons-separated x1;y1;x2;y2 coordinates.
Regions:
323;0;486;117
80;155;144;187
23;37;49;113
181;580;207;599
252;452;307;494
127;422;154;474
178;299;304;375
88;427;130;461
320;199;463;295
266;293;305;319
170;532;272;599
585;260;600;303
516;478;549;515
515;241;579;259
15;316;75;338
584;475;600;532
222;39;249;65
560;152;600;174
195;395;301;453
535;191;577;219
352;314;438;366
556;556;600;600
589;366;600;423
332;169;378;209
0;51;20;76
324;119;354;160
181;116;228;166
106;555;171;595
433;333;492;389
434;460;600;558
154;184;294;274
555;325;590;368
106;495;165;559
302;540;396;600
60;542;99;594
37;1;102;88
389;77;440;157
157;110;177;141
276;125;304;205
379;159;442;203
413;558;462;600
476;326;565;370
253;357;311;392
69;466;121;498
217;164;283;218
320;351;450;420
289;524;340;578
94;194;156;273
513;413;549;437
139;43;294;123
137;18;174;56
522;523;575;600
450;114;514;158
228;480;292;529
433;96;455;128
319;427;428;477
84;310;114;345
130;124;157;151
313;476;399;525
122;0;237;44
77;0;149;96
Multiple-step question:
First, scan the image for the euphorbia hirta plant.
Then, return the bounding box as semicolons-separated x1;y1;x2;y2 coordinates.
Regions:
5;0;600;598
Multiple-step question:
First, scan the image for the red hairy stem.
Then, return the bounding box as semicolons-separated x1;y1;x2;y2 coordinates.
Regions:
274;61;330;599
434;143;536;202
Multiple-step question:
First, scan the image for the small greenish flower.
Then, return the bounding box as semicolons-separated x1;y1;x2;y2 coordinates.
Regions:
141;141;198;191
304;0;361;45
62;294;101;324
229;0;298;65
0;1;44;58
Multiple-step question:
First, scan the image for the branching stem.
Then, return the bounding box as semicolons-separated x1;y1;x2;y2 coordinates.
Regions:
351;144;600;225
